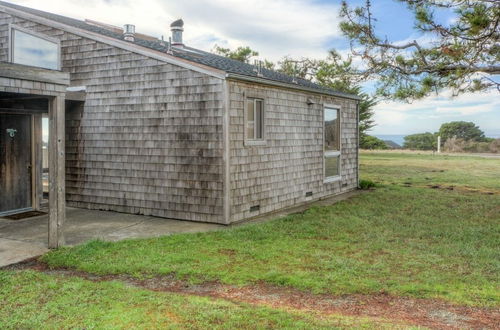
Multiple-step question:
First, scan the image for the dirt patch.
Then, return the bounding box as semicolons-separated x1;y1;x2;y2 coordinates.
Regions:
424;184;499;195
6;259;500;329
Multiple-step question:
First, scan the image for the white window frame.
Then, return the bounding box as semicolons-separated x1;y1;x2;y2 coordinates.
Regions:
244;97;266;146
9;24;61;70
324;104;342;183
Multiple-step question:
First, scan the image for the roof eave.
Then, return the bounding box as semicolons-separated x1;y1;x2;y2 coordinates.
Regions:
225;73;362;101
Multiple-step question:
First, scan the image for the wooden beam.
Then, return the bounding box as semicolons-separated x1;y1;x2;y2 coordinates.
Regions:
65;90;86;102
0;108;48;114
48;95;65;248
0;62;70;86
32;114;43;211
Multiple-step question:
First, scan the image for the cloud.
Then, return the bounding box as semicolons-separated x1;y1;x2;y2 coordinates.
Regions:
11;0;341;61
371;90;500;135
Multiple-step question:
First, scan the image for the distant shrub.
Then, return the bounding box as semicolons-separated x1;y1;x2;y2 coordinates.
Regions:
403;132;436;150
443;137;499;153
360;135;388;150
438;121;487;144
489;139;500;153
359;179;376;190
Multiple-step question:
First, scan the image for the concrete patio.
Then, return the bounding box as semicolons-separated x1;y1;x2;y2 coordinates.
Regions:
0;191;360;268
0;207;224;267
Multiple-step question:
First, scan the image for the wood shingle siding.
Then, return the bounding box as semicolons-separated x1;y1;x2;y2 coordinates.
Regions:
0;7;359;225
227;81;358;223
0;12;226;223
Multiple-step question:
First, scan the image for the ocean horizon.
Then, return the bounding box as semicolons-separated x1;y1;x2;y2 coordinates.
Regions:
375;133;500;146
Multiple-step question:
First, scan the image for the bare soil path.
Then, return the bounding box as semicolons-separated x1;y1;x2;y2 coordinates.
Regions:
6;259;500;329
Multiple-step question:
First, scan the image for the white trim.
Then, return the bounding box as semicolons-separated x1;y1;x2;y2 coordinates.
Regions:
0;5;226;79
9;24;61;70
325;150;341;157
245;140;266;146
323;104;342;182
324;103;342;109
244;97;266;146
324;175;341;184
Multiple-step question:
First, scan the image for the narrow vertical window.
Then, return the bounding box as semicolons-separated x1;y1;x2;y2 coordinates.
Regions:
324;107;341;180
246;98;264;141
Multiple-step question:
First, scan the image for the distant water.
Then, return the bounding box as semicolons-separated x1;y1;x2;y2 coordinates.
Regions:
375;135;406;146
375;133;500;146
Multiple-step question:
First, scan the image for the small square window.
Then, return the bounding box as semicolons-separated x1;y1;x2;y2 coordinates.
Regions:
246;98;264;141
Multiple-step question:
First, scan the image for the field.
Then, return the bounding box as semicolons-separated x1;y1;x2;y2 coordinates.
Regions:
1;152;499;328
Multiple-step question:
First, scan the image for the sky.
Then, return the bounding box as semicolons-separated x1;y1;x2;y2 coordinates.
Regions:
9;0;500;137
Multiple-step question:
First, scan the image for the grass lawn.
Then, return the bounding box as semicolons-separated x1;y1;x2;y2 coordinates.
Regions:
39;152;500;307
0;270;389;329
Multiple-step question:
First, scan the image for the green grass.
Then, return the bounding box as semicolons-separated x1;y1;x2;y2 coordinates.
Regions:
41;152;500;307
361;152;500;191
0;270;395;329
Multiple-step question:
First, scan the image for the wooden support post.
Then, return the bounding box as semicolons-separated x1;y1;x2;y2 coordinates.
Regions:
48;95;65;248
32;114;43;211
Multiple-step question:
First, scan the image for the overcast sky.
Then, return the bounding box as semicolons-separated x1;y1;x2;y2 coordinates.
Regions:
10;0;500;137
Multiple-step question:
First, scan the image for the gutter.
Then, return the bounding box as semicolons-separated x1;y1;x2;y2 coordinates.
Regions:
225;73;362;101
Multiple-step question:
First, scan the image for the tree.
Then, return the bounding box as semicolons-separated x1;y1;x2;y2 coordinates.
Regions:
403;132;436;150
276;51;377;137
213;46;378;138
213;45;259;63
340;0;500;100
438;121;486;143
360;135;388;149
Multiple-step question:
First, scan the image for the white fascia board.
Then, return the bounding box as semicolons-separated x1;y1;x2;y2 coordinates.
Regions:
0;5;227;80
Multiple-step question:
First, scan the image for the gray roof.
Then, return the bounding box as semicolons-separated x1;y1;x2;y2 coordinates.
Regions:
0;1;359;100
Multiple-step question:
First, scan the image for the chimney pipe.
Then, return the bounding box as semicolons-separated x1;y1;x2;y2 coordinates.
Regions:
123;24;135;42
170;19;184;47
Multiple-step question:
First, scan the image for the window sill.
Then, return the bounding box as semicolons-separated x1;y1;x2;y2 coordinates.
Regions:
245;140;267;147
325;150;341;157
324;176;341;184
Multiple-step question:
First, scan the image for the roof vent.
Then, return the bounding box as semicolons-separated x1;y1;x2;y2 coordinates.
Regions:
123;24;135;42
170;19;184;48
253;60;264;77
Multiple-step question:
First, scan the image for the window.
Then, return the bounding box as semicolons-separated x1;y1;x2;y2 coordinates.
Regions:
324;106;341;181
246;98;264;141
11;27;59;70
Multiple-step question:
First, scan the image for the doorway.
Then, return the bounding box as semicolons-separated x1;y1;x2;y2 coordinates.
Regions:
0;113;33;215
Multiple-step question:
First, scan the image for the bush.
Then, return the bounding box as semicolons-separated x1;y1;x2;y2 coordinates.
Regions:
360;135;388;149
438;121;486;143
403;132;436;150
443;137;499;153
489;139;500;153
359;179;376;189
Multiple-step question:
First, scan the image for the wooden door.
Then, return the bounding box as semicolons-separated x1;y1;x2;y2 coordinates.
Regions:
0;114;32;214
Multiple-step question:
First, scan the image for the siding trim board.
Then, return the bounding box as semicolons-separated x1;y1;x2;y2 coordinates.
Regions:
226;74;362;101
222;80;231;224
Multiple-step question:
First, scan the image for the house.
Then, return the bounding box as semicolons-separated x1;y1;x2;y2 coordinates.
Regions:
0;1;360;247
